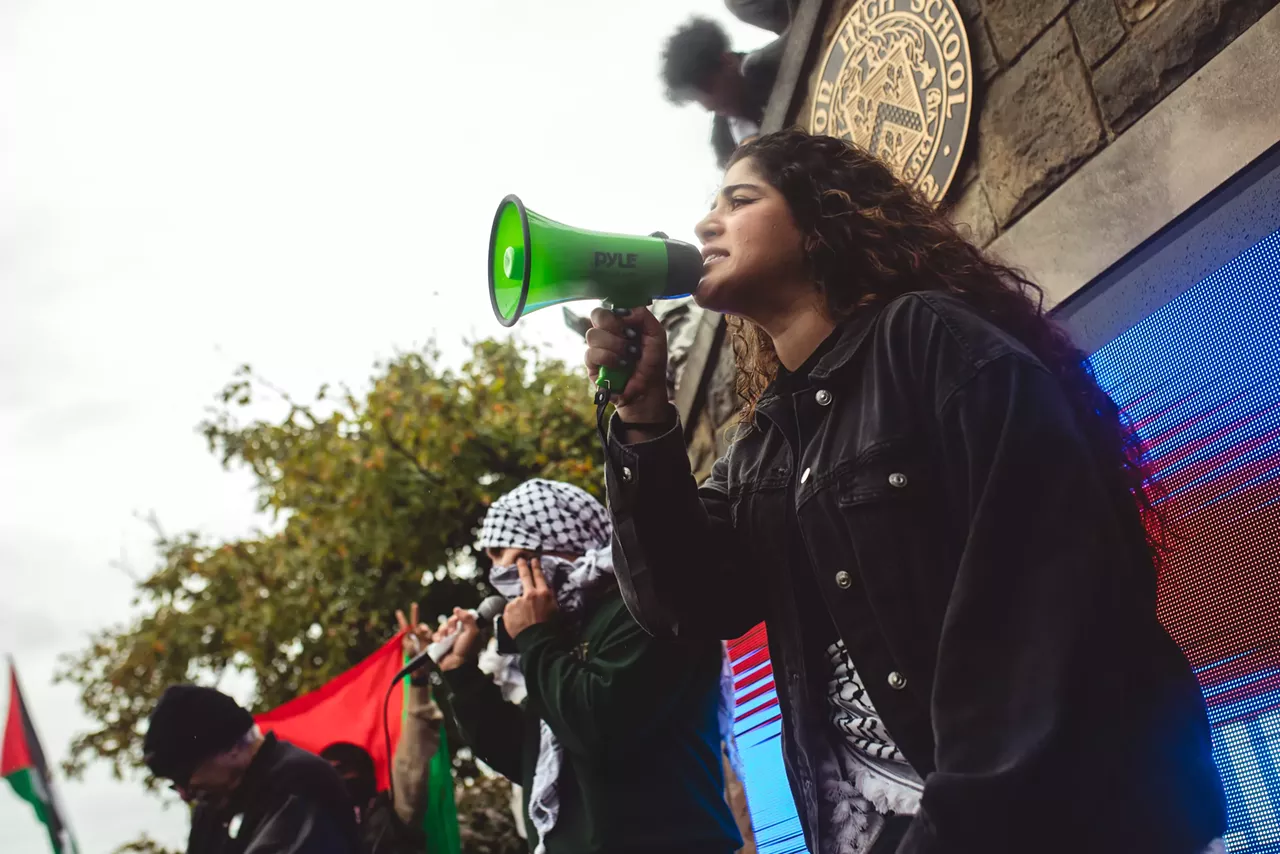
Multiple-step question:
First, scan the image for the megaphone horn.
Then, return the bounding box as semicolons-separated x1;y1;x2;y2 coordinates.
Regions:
488;195;702;398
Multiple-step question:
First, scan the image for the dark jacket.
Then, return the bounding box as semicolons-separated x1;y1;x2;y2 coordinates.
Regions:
725;0;797;35
187;734;360;854
711;43;785;168
358;794;415;854
606;292;1227;853
439;589;742;854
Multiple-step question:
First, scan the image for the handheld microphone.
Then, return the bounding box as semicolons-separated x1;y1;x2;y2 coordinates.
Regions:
391;595;507;683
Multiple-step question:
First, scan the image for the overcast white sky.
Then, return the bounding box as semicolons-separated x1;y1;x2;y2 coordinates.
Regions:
0;2;773;850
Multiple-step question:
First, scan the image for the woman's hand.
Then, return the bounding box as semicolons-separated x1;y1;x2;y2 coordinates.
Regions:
502;557;559;638
430;609;483;672
584;306;672;424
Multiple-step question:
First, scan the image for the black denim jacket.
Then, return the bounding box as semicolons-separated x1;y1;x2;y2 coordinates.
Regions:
187;734;360;854
605;292;1226;853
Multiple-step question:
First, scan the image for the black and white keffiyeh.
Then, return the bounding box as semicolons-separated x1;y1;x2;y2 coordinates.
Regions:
479;479;744;854
818;639;922;854
476;479;611;558
476;479;742;852
477;480;614;854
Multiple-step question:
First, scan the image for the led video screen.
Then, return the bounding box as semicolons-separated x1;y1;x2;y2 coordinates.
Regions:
728;147;1280;853
1087;227;1280;852
729;625;804;853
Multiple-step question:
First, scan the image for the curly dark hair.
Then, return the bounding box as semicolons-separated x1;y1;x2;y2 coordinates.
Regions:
725;129;1171;561
661;17;731;103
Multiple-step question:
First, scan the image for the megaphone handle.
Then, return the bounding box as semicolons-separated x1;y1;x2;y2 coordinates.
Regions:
595;297;652;401
596;364;634;399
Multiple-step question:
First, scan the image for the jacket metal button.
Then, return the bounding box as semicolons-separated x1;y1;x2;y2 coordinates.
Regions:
622;466;633;482
887;671;907;690
834;570;852;589
800;467;811;484
815;389;833;406
888;472;908;488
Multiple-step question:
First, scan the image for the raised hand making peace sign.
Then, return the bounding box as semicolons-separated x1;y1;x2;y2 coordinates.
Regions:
501;556;559;638
395;602;434;658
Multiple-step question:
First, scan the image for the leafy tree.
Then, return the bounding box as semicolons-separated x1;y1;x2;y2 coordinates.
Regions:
113;835;180;854
455;775;526;854
56;338;602;847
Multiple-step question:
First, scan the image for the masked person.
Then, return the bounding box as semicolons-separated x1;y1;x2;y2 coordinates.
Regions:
144;684;360;854
584;129;1227;854
320;605;444;854
431;479;743;854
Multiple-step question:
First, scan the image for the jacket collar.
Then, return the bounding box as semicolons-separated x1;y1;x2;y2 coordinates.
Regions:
220;732;280;821
754;301;886;422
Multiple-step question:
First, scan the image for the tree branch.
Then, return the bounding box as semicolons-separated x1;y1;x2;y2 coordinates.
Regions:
379;419;443;484
468;434;526;480
240;365;320;428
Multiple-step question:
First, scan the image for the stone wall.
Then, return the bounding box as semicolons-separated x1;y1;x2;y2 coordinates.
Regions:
654;300;741;483
791;0;1277;247
685;332;738;482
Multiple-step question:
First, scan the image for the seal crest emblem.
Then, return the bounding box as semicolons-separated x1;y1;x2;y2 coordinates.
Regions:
809;0;973;204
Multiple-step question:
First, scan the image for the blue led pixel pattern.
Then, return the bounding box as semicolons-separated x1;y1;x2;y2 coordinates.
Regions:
1088;228;1280;852
728;625;807;853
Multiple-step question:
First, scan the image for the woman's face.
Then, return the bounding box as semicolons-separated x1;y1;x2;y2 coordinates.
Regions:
693;158;810;318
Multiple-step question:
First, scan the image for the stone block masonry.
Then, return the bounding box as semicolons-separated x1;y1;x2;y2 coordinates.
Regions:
1094;0;1279;132
791;0;1279;248
976;19;1105;225
948;0;1278;241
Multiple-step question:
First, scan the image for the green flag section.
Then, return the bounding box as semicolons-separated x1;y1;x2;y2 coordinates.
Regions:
2;660;78;854
421;725;461;854
405;662;460;854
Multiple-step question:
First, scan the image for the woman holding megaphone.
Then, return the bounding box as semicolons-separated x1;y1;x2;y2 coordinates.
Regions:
584;129;1226;854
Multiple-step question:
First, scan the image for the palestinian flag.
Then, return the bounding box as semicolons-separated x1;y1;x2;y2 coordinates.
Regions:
409;674;461;854
2;660;78;854
255;634;460;854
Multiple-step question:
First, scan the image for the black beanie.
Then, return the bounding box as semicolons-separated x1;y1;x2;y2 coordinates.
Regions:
143;684;255;782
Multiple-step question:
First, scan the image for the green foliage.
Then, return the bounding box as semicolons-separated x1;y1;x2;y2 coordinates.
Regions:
113;833;181;854
55;338;602;788
455;776;527;854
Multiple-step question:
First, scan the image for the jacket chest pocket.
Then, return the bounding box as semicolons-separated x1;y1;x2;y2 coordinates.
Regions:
830;443;949;665
836;441;931;511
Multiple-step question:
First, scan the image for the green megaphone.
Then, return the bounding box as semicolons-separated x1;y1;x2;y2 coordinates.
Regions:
488;195;702;398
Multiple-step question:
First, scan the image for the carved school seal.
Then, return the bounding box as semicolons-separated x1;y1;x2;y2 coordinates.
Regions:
809;0;974;204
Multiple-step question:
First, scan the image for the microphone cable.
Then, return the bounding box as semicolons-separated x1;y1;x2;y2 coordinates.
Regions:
379;596;504;812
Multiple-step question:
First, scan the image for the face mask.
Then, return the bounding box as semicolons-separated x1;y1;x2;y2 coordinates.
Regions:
489;557;573;603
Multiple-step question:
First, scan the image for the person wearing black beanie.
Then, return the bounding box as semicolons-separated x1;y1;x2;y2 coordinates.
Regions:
144;684;360;854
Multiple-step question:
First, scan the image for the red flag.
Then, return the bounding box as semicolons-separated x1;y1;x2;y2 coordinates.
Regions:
255;633;407;789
